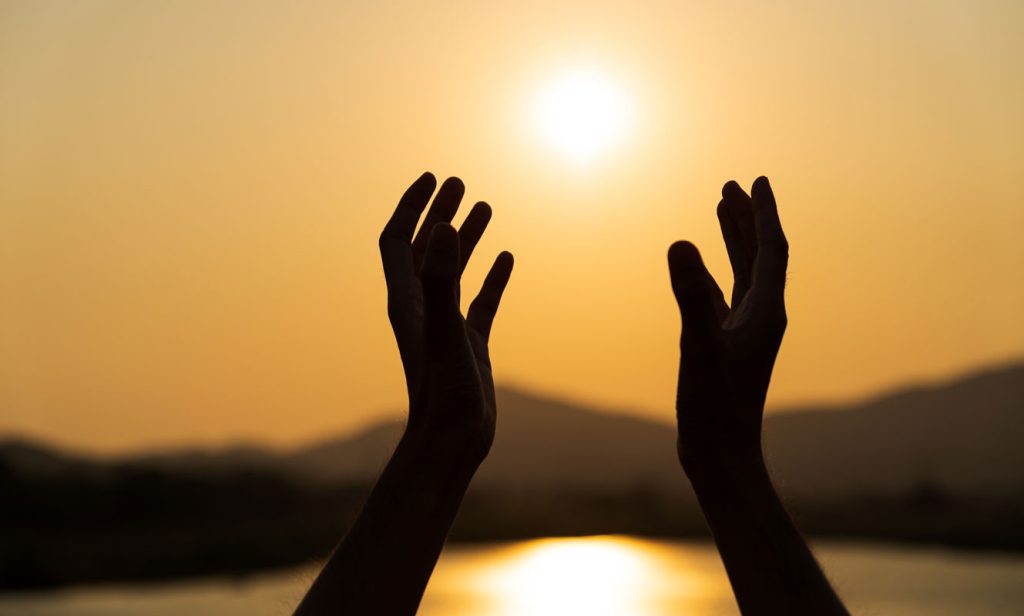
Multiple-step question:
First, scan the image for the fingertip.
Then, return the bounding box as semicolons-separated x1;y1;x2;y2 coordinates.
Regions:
487;251;514;284
471;200;493;221
441;176;466;194
721;180;742;199
429;221;459;248
716;198;729;220
668;240;702;267
751;176;778;215
417;171;437;188
495;251;514;276
401;172;438;208
668;242;709;284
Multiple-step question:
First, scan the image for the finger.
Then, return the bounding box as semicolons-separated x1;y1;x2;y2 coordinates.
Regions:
412;176;465;269
467;251;514;342
668;241;720;345
722;180;757;262
381;172;437;243
458;202;492;274
379;172;437;288
717;197;752;307
421;224;466;354
750;176;789;293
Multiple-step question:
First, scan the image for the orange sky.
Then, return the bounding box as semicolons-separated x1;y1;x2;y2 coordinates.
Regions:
2;1;1022;453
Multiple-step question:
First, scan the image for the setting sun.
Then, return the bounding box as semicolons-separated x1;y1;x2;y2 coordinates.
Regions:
533;68;631;163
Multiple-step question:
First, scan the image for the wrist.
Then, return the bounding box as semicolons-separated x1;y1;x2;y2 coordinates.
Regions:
397;424;488;479
680;446;770;495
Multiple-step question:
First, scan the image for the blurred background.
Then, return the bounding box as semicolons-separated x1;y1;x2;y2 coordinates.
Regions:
1;1;1022;614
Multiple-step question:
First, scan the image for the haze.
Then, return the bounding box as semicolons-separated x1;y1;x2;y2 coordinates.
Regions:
1;0;1022;452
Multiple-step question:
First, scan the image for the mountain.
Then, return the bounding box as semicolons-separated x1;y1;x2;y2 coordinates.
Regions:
278;388;681;490
258;361;1024;497
763;362;1024;496
3;361;1023;588
2;361;1022;497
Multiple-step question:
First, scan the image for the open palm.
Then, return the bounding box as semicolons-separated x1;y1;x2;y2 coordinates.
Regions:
378;173;513;465
668;176;789;473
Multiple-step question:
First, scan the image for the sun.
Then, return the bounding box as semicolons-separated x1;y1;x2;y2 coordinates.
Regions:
533;68;630;164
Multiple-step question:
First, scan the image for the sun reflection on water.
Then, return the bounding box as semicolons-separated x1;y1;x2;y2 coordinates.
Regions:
476;536;656;615
422;536;731;616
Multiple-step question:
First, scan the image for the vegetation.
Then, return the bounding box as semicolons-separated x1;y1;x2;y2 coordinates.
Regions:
3;456;1022;590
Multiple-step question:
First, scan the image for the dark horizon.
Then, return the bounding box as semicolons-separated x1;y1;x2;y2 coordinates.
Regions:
4;355;1022;591
4;355;1022;460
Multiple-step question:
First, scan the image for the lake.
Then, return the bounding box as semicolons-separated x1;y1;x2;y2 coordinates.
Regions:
3;537;1023;615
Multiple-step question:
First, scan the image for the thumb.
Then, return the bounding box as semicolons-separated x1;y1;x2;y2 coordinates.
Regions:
421;223;465;351
668;241;719;340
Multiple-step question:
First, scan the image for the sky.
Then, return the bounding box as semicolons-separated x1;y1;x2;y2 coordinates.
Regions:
1;0;1022;453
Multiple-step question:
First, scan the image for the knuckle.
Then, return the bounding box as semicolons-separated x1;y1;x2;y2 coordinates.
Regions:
420;269;449;291
468;297;494;318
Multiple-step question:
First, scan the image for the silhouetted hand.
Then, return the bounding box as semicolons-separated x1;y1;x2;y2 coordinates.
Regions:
379;172;514;467
296;173;513;616
668;176;788;476
667;177;848;615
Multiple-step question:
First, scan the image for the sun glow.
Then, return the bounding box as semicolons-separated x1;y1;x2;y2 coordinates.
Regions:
470;537;668;615
533;69;630;164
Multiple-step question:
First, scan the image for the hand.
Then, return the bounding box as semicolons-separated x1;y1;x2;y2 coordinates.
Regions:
294;173;514;616
668;176;788;477
379;172;514;468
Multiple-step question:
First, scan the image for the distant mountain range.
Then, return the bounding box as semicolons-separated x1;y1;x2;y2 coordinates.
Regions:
3;360;1022;498
3;361;1023;588
764;362;1024;496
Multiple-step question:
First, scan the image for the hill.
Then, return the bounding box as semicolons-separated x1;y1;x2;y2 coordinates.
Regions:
765;362;1024;496
4;361;1022;496
176;361;1024;497
2;361;1023;588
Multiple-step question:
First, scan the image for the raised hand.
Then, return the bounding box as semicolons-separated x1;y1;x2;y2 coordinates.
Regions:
379;172;514;466
667;177;848;616
296;173;513;616
668;176;788;475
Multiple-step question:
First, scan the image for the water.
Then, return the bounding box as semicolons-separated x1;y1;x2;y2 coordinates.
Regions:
2;537;1022;615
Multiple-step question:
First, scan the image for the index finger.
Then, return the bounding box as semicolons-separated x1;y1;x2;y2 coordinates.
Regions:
379;172;438;284
750;176;789;292
380;172;437;244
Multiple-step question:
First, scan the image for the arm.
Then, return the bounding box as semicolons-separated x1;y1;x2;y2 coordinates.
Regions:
295;172;514;616
667;176;849;616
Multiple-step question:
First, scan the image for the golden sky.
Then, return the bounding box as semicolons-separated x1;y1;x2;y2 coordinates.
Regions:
2;0;1022;452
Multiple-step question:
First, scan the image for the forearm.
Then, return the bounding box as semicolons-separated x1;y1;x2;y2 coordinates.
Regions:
295;429;479;616
685;457;849;616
